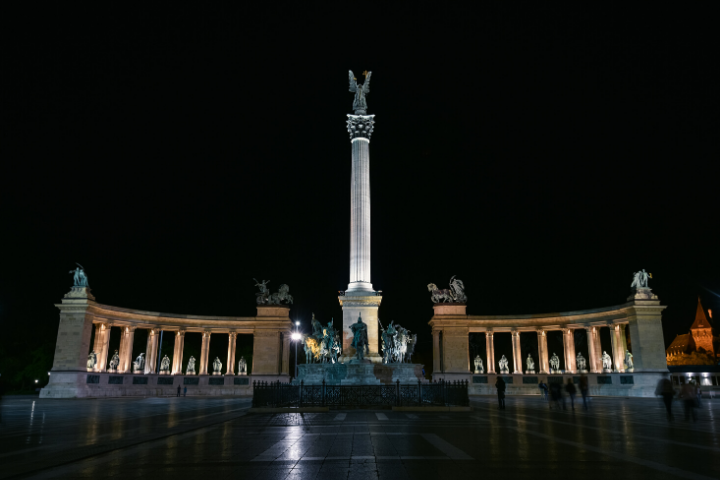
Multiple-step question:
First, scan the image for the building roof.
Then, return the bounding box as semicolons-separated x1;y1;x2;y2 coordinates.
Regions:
690;297;711;330
667;333;692;352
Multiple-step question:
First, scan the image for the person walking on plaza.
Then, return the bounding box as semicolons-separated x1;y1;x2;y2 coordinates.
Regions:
565;379;577;410
579;374;589;410
655;373;675;420
495;376;506;410
679;381;698;422
538;381;548;400
177;385;181;397
183;386;187;397
549;382;564;410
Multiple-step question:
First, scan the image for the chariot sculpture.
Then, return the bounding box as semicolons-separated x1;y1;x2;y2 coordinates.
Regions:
254;279;294;305
427;276;467;304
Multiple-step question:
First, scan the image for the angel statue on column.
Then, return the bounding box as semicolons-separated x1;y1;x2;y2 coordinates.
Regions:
349;70;372;115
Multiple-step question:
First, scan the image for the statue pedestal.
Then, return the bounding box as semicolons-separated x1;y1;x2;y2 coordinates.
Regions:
526;369;536;374
343;361;381;385
388;363;425;384
603;368;613;373
627;287;658;301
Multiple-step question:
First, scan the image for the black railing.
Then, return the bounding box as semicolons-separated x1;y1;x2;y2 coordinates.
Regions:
252;379;469;408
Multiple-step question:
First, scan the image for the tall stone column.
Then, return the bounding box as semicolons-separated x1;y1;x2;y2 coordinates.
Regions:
562;328;576;373
340;113;383;363
586;326;600;373
485;331;496;374
171;331;185;375
145;329;159;374
94;323;111;372
226;332;237;375
537;329;549;374
612;324;625;373
199;331;211;375
118;326;136;374
511;330;522;374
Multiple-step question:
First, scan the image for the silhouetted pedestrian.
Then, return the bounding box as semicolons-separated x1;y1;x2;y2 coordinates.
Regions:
495;376;506;410
655;373;675;420
549;382;564;410
565;379;576;410
680;382;698;422
538;382;548;400
183;386;187;397
579;374;589;410
177;385;181;397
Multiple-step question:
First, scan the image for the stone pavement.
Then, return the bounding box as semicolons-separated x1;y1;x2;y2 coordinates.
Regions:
1;395;718;479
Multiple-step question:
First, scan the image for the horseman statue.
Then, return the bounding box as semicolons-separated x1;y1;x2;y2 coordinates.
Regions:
303;314;341;364
428;275;468;304
379;320;417;364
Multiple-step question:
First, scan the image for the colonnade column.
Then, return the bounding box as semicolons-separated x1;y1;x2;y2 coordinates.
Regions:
226;332;237;375
593;327;604;372
612;324;625;373
171;331;185;375
145;329;159;374
94;323;111;372
537;329;549;374
485;331;496;374
563;328;576;373
586;326;599;373
199;332;211;375
511;330;522;374
118;326;136;374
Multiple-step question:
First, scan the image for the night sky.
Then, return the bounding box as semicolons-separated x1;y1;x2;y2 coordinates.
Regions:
2;4;717;387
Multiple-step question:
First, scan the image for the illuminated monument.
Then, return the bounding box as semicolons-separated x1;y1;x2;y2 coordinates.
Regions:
339;70;382;363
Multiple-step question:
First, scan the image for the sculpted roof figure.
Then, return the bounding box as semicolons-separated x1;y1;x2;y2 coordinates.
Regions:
631;269;652;289
69;263;89;287
349;70;372;115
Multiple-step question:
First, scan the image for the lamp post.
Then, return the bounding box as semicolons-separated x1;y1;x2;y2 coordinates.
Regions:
291;321;301;379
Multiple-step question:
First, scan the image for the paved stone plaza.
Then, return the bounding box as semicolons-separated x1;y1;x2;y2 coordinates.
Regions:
2;395;719;479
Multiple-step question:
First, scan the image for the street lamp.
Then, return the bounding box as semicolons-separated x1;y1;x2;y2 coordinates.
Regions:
292;321;301;378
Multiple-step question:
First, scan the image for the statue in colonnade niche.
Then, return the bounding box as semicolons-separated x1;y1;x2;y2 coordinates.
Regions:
160;355;170;374
526;354;535;374
624;350;634;372
108;350;120;372
213;357;222;375
133;353;145;373
186;356;196;375
549;353;561;373
238;356;247;375
87;351;97;371
498;355;509;374
601;351;613;371
576;352;588;373
474;355;484;374
69;263;89;287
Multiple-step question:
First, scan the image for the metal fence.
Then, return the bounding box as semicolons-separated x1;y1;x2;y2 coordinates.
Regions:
252;380;469;408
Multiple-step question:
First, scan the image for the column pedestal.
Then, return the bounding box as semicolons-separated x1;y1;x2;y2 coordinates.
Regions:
339;294;383;364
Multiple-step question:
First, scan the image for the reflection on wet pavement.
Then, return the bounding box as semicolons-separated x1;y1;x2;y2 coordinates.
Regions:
1;395;718;479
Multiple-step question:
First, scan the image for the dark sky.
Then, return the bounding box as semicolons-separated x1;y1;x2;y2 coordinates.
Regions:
3;4;717;372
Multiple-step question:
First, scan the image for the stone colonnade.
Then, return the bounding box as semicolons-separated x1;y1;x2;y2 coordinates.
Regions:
41;286;292;398
431;295;667;378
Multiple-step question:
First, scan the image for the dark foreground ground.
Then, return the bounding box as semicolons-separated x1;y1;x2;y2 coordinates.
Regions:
1;394;718;479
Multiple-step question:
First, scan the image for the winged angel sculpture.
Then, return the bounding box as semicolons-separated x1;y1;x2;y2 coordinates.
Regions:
349;70;372;115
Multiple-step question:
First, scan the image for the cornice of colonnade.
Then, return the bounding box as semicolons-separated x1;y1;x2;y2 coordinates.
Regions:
71;300;293;334
429;300;665;331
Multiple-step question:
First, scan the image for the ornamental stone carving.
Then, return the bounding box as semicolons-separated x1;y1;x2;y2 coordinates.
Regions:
347;114;375;140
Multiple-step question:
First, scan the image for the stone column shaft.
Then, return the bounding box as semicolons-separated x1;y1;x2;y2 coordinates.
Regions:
118;327;136;374
226;332;237;375
200;332;211;375
586;327;599;373
95;324;111;373
145;330;159;374
612;325;625;373
347;136;373;293
511;331;522;374
593;327;604;372
537;330;549;374
563;329;576;373
486;332;496;374
171;331;185;375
